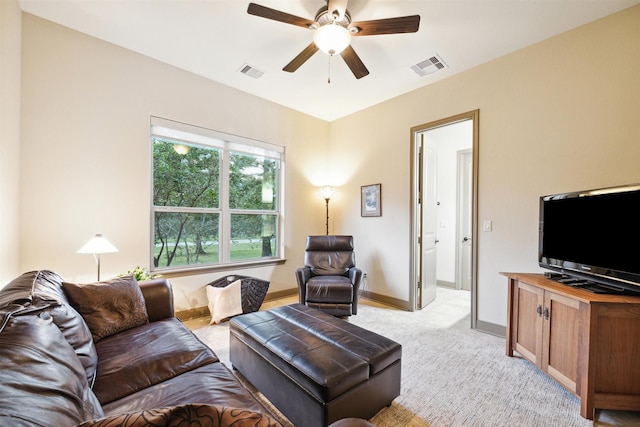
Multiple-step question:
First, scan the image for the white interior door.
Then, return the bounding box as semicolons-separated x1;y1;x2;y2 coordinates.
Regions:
457;150;473;291
420;143;438;308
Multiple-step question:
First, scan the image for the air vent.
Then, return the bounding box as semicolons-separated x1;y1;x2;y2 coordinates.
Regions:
239;64;264;79
411;55;447;77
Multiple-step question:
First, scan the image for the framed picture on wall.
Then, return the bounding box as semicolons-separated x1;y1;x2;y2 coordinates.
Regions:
361;184;382;217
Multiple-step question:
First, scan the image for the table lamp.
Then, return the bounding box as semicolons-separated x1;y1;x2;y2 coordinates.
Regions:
77;234;118;281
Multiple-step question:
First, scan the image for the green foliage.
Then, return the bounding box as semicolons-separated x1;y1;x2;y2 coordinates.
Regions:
119;266;155;281
153;139;220;208
229;152;277;210
152;138;278;269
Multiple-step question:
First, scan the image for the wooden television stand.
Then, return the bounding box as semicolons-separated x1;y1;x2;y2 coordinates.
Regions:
502;272;640;420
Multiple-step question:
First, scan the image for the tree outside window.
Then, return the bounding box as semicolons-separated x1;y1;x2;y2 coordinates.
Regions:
151;119;282;272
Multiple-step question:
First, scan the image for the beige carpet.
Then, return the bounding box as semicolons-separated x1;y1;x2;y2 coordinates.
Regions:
192;288;592;427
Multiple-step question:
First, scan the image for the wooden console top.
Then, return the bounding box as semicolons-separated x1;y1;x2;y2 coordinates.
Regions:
500;272;640;304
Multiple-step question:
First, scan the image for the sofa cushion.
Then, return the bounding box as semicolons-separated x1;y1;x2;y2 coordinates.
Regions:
77;404;282;427
0;271;99;387
93;318;218;405
0;270;68;306
49;301;100;387
0;304;104;426
63;275;149;342
102;363;276;417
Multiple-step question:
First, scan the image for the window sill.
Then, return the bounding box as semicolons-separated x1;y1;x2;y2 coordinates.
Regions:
152;258;287;278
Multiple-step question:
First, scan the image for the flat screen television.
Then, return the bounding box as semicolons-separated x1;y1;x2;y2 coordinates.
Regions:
539;183;640;294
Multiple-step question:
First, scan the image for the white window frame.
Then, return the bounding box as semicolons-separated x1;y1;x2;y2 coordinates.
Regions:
150;116;285;274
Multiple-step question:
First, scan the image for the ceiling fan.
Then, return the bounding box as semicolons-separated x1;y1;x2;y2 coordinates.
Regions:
247;0;420;79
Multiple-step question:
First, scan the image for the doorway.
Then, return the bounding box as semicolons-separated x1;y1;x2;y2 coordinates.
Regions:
410;110;479;327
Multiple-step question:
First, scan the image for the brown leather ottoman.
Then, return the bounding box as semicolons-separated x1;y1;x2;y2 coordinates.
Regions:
229;303;401;427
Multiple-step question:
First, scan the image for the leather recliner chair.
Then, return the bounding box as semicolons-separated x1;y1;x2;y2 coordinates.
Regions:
295;235;363;317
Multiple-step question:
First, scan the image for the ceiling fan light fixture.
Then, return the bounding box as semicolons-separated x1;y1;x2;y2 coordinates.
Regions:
313;23;351;56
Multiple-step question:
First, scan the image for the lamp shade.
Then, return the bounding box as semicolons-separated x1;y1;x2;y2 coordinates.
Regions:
77;234;118;254
313;23;351;56
321;185;335;199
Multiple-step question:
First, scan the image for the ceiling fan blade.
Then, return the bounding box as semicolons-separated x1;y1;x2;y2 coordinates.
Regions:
349;15;420;36
247;3;316;29
327;0;349;21
283;43;319;72
340;45;369;79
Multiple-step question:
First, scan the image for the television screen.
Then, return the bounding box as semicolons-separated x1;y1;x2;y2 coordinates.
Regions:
539;184;640;293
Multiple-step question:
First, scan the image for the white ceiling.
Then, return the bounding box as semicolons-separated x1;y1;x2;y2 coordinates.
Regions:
19;0;640;122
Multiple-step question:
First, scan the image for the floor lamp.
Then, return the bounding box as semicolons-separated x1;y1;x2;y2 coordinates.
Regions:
321;186;334;235
77;234;119;281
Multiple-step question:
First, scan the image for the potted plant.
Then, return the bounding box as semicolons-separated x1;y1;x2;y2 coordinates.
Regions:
119;266;157;281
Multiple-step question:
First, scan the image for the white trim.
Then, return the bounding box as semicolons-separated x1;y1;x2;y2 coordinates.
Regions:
150;116;284;158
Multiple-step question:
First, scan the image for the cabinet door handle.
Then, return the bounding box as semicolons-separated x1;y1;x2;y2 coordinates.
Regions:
544;307;549;320
537;304;542;317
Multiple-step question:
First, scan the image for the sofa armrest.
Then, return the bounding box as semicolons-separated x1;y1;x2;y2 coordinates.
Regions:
138;278;174;322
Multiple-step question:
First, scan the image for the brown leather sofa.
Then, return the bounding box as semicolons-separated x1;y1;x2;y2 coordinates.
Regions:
0;270;285;426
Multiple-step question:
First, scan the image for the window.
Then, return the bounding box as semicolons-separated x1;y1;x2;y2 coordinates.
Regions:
150;117;284;273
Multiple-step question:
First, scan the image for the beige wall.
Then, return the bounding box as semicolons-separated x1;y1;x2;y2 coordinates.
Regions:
8;5;640;327
18;13;330;311
330;5;640;326
0;0;22;284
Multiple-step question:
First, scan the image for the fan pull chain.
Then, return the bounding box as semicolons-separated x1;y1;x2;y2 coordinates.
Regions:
328;56;332;84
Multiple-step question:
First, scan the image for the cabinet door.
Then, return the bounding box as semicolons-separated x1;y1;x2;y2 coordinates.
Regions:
514;282;544;366
543;291;580;393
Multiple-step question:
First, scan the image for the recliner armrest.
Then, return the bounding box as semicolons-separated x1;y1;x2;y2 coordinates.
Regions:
349;267;363;291
138;278;174;322
295;266;312;304
349;267;363;314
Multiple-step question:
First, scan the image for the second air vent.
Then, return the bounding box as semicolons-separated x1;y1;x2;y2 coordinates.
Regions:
239;64;264;79
411;55;447;77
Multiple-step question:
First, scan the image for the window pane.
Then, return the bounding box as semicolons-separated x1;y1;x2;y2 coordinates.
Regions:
230;214;277;261
154;212;219;268
151;118;284;272
229;152;277;210
153;138;220;208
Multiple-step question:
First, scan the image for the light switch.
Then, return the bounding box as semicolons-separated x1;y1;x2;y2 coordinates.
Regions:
483;220;492;232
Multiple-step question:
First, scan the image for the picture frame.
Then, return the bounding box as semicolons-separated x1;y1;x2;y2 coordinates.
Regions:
361;183;382;217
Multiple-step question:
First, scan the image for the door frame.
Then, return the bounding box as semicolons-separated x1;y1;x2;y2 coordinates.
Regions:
409;110;479;328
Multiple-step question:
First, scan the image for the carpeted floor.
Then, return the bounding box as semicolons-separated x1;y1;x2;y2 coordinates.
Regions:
190;288;596;426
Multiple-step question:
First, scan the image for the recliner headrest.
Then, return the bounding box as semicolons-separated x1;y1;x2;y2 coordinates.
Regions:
305;235;354;252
